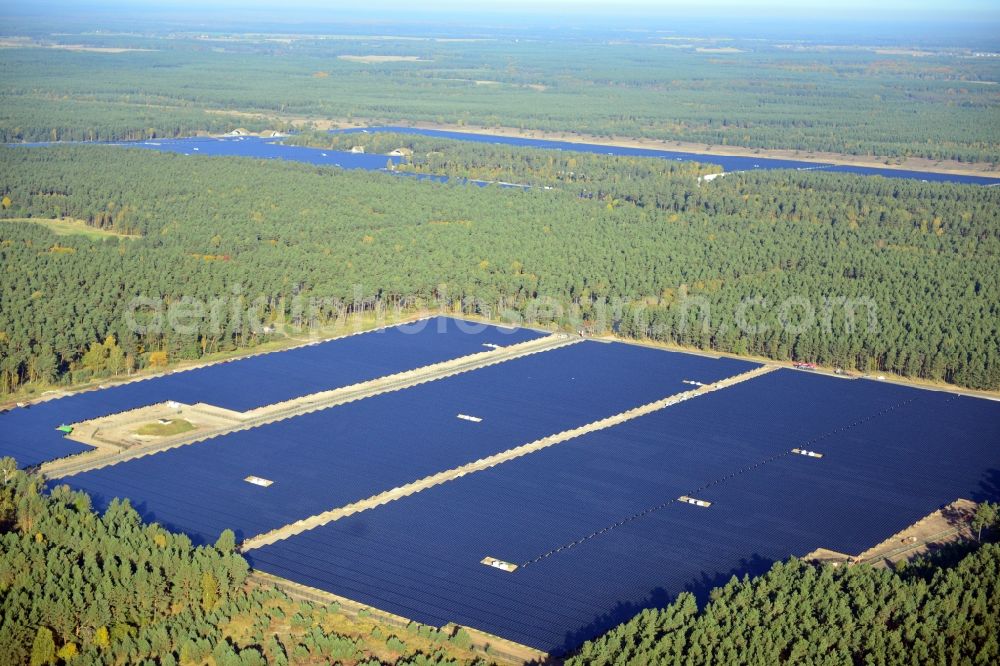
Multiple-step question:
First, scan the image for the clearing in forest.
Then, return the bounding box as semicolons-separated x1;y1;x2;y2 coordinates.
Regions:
1;217;137;239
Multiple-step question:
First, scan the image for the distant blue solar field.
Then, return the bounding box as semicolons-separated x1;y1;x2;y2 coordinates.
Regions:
0;317;542;467
64;342;756;544
247;370;1000;653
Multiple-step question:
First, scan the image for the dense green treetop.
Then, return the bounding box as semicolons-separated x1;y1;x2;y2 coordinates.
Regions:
2;37;998;163
568;540;1000;665
3;453;998;665
0;457;485;665
1;145;997;392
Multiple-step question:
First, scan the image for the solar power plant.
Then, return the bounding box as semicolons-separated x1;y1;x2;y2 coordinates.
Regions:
246;370;1000;654
62;342;757;545
0;317;542;467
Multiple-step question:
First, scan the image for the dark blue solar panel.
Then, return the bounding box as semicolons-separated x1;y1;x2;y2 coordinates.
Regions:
0;317;543;467
697;389;1000;555
63;343;757;544
247;371;1000;654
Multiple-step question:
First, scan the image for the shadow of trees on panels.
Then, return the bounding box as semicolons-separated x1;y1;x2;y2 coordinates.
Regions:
972;468;1000;503
557;552;774;655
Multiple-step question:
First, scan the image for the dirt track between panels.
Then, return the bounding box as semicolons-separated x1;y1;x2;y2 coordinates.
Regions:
240;364;778;550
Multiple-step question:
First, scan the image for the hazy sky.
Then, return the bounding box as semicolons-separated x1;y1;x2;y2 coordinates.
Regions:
5;0;999;45
7;0;999;17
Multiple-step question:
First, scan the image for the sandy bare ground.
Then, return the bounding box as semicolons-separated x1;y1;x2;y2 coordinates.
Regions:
856;499;978;567
337;55;430;63
64;402;243;451
804;499;978;568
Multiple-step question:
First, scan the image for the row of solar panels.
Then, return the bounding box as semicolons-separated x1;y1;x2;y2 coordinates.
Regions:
246;371;1000;653
12;318;997;655
0;317;544;467
64;342;757;543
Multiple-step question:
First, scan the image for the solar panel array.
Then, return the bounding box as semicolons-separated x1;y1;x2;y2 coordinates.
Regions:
64;342;756;544
0;317;543;467
247;371;1000;653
